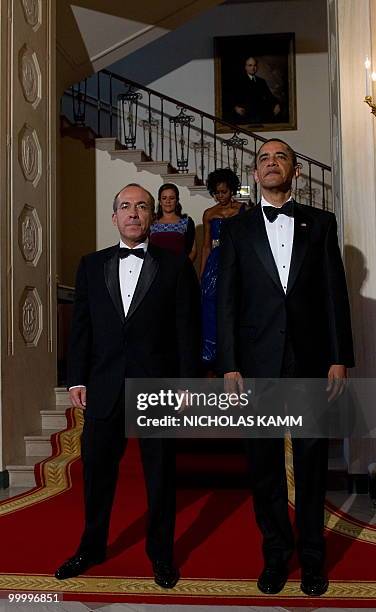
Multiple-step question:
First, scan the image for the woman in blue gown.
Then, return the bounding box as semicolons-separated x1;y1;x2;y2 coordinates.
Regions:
200;168;246;366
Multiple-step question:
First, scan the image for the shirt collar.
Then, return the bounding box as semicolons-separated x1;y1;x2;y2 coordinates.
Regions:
261;195;293;209
119;239;148;252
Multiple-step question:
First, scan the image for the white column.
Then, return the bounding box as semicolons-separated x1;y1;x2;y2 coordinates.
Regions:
328;0;376;473
0;0;56;481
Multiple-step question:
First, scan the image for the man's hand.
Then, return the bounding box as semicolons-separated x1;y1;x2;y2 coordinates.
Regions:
273;103;281;116
224;371;244;396
69;386;87;409
326;365;347;402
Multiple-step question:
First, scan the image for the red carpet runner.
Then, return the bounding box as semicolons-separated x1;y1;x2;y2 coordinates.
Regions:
0;408;376;607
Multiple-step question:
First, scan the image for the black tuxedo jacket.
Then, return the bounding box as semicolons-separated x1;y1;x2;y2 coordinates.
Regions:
68;243;201;419
217;202;354;378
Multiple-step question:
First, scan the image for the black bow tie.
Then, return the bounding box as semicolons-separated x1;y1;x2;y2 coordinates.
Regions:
118;247;145;259
263;201;294;223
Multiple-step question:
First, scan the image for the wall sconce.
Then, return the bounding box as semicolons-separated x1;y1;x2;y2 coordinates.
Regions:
365;57;376;116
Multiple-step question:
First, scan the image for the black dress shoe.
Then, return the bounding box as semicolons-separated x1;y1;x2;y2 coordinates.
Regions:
55;551;105;580
300;567;328;596
257;564;288;594
152;560;180;589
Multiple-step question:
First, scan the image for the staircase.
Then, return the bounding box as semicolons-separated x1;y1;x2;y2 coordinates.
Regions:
6;388;71;488
102;136;208;193
61;69;334;251
93;137;213;250
57;0;224;93
6;385;348;492
62;69;333;211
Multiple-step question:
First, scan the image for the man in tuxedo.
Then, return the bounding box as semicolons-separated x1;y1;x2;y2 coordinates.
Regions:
217;139;354;596
233;57;281;124
55;183;200;587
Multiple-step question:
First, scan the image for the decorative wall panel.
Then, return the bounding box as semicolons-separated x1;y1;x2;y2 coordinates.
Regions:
19;287;43;347
21;0;42;30
18;123;42;186
18;204;42;265
19;44;41;108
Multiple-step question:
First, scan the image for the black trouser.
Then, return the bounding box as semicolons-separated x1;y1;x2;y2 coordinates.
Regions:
78;405;176;563
246;436;328;568
246;336;328;569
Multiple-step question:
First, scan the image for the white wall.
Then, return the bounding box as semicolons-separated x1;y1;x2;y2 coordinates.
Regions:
110;0;330;164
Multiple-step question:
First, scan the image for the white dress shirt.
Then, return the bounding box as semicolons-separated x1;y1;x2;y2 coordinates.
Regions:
119;239;148;317
69;240;148;390
261;196;294;293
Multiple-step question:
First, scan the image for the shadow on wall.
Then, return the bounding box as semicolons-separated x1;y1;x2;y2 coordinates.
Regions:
58;0;187;92
344;245;376;378
109;0;328;88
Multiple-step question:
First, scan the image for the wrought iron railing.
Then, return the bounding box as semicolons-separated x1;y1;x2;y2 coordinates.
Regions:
61;69;332;209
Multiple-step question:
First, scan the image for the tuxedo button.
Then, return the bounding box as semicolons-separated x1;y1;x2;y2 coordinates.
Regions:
280;329;285;334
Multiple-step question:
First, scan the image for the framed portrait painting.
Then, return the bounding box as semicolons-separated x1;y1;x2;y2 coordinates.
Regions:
214;32;296;133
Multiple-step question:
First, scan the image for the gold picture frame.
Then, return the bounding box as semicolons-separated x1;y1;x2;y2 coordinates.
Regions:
214;32;297;133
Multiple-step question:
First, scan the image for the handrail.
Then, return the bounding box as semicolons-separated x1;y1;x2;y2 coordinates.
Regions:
62;68;332;210
101;68;331;171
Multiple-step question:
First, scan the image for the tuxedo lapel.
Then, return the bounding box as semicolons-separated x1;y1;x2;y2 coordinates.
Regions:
104;247;125;324
286;202;310;294
246;205;284;293
125;249;159;323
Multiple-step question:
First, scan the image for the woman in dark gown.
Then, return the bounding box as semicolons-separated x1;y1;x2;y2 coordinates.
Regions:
200;169;246;365
150;183;196;261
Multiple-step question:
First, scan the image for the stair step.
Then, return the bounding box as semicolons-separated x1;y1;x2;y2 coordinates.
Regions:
54;387;70;406
6;456;46;488
95;137;123;151
160;172;200;187
0;486;31;501
6;389;72;490
110;149;149;163
188;184;210;196
24;430;59;457
40;409;67;430
135;160;176;175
